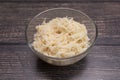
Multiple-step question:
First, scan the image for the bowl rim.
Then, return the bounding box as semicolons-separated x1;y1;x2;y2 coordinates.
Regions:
25;7;98;60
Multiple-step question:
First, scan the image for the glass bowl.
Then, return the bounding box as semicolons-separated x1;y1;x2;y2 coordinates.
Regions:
26;8;97;66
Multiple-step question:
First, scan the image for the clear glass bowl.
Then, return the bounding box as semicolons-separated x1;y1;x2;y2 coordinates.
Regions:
26;8;97;66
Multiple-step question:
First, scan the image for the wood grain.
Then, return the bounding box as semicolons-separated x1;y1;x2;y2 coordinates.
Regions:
0;2;120;45
0;45;120;80
0;0;120;3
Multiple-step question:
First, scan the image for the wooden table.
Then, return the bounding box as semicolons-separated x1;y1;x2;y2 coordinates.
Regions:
0;0;120;80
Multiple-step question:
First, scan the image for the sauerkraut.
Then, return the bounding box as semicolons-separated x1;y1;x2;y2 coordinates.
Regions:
32;17;90;58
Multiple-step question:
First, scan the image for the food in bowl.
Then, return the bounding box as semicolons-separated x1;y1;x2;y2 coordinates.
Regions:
32;17;90;58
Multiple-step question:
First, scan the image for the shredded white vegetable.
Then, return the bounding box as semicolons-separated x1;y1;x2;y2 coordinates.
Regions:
32;17;90;58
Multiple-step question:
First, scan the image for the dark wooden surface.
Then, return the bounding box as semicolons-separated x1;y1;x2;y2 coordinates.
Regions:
0;0;120;3
0;1;120;80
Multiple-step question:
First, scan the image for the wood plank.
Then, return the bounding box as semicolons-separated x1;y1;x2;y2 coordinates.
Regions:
0;0;120;3
0;2;120;45
0;45;120;80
